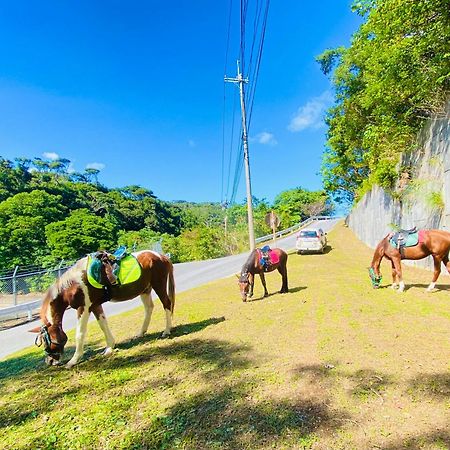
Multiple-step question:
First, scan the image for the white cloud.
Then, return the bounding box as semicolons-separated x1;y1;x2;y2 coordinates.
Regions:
86;162;105;170
288;91;333;132
43;152;60;160
188;139;196;148
67;162;76;174
253;131;277;146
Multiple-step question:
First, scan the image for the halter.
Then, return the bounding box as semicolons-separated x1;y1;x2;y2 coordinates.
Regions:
368;267;382;288
35;325;64;358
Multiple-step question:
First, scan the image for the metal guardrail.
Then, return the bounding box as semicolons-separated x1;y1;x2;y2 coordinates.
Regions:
0;300;42;322
255;215;337;244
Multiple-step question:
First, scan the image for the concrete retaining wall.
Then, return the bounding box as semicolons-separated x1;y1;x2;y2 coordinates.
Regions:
347;103;450;271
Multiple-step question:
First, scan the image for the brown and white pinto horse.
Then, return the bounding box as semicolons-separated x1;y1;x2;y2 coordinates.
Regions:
30;250;175;368
237;247;288;301
369;229;450;292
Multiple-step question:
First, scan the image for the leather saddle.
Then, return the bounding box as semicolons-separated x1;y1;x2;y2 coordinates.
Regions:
389;227;419;251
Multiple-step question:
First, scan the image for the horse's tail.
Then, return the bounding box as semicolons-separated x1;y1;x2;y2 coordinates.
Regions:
167;260;175;314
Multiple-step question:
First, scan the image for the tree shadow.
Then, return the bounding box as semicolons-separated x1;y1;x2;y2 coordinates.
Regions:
407;372;450;399
380;429;450;450
0;337;252;435
121;381;348;449
292;364;393;401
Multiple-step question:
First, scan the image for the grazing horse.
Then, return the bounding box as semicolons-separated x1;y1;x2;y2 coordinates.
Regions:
30;250;175;368
369;229;450;292
237;247;288;301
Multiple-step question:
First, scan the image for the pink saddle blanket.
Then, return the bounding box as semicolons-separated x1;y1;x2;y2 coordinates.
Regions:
268;249;280;265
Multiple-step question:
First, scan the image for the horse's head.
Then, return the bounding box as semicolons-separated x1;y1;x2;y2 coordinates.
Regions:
237;271;252;302
30;270;84;366
30;323;68;365
368;267;382;289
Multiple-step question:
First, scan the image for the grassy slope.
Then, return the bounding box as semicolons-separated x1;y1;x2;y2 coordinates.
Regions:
0;222;449;450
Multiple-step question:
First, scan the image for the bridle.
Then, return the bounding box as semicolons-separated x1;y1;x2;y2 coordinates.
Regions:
368;267;382;288
35;324;66;358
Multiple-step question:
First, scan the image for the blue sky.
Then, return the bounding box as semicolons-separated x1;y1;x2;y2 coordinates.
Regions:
0;1;361;204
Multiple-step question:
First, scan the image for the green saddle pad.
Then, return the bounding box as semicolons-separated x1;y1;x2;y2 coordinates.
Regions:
86;254;142;289
389;231;419;249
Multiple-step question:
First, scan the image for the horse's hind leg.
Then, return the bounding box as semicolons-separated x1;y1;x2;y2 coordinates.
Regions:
390;260;399;289
259;272;269;297
153;283;173;338
137;292;154;337
427;255;442;292
91;304;115;356
277;265;288;293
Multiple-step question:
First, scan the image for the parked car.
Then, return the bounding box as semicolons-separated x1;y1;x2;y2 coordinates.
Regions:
296;228;327;254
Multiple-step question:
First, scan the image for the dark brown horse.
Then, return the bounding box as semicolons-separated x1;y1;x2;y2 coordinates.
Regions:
30;250;175;368
369;229;450;292
237;247;288;301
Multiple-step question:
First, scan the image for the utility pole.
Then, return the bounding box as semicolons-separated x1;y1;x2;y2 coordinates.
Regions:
225;60;256;251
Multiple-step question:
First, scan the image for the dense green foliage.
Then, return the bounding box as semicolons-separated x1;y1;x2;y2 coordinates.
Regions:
317;0;450;202
0;155;332;269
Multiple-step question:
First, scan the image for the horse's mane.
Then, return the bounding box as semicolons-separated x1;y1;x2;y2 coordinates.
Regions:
241;249;256;274
46;257;87;302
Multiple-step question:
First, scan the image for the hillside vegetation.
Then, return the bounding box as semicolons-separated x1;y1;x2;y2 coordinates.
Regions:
1;223;448;449
317;0;450;204
0;156;331;270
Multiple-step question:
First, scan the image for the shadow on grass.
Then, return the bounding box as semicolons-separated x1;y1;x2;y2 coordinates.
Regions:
408;371;450;399
0;337;251;432
292;364;393;400
122;381;348;449
245;286;307;302
405;283;450;292
380;429;450;450
0;317;226;384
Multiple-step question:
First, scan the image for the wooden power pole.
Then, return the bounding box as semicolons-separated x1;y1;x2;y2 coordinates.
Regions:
225;60;256;251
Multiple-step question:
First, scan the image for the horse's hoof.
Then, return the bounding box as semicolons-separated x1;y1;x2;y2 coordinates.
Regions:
102;347;114;356
160;332;171;339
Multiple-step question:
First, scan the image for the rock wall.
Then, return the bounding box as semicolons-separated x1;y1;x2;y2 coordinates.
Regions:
347;104;450;271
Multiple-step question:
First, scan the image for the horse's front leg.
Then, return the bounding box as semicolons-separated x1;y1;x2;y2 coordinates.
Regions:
259;272;269;297
248;273;254;298
91;304;115;355
66;306;91;368
427;256;442;292
392;258;405;292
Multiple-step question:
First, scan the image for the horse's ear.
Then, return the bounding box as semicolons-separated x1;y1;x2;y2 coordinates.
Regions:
235;273;240;279
28;326;41;333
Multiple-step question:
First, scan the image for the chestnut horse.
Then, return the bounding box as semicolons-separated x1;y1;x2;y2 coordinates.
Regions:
237;247;288;301
30;250;175;368
369;229;450;292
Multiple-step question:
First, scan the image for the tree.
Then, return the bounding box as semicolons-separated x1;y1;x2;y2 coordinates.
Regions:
0;190;66;268
273;188;332;228
317;0;450;201
46;209;119;260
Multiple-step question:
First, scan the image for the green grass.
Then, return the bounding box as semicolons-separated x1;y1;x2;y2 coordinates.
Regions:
1;222;449;449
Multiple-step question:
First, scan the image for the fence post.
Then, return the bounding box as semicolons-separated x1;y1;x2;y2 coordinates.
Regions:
12;265;19;306
58;260;64;278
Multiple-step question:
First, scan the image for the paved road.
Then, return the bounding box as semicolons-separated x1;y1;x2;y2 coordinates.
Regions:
0;219;339;360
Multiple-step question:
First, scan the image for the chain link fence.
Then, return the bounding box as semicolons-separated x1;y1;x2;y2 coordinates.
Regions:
0;241;164;322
